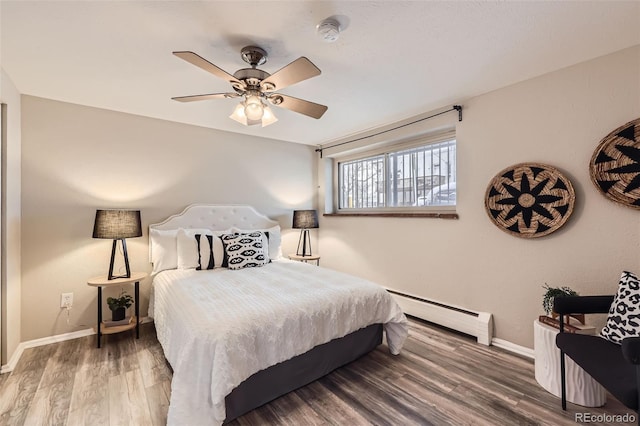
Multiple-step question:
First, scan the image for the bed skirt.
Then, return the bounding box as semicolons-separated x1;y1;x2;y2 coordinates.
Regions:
224;323;384;423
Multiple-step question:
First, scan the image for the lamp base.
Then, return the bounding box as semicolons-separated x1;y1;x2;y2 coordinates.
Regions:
108;239;131;280
108;273;132;280
296;229;313;257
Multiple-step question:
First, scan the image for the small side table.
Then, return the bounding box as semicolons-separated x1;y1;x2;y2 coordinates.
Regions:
288;254;321;266
87;272;147;348
533;319;606;407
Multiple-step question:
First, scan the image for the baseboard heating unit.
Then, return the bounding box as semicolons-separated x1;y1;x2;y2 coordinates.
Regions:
387;289;494;346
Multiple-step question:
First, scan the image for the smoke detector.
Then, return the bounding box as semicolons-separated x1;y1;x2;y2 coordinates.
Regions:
316;18;341;43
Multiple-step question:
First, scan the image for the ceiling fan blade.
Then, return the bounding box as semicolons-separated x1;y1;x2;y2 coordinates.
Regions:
268;94;327;119
172;93;239;102
260;57;321;92
173;51;244;88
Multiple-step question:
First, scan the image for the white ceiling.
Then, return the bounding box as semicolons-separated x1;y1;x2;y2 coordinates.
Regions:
1;1;639;146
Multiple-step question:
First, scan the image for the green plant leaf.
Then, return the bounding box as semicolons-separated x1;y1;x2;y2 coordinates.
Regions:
541;283;578;314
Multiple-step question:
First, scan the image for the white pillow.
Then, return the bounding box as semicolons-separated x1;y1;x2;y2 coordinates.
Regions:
149;228;178;274
232;225;282;260
177;228;229;269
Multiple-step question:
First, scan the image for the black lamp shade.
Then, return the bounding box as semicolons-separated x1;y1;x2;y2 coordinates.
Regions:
93;209;142;280
93;210;142;239
292;210;319;229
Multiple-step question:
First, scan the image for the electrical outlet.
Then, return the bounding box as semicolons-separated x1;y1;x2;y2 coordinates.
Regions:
60;292;73;308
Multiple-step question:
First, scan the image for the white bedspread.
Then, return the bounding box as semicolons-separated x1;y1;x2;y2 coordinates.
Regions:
151;260;408;425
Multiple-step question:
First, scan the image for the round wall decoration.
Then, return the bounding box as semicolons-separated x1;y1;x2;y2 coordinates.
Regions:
589;117;640;209
485;163;575;238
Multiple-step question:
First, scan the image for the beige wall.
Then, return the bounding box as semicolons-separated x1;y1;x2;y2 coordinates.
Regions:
20;96;316;342
317;45;640;348
0;69;22;365
14;45;640;351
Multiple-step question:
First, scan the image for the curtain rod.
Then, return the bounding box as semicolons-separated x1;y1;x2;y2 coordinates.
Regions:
315;105;462;158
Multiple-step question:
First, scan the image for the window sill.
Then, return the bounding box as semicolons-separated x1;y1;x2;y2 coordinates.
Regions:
323;212;459;219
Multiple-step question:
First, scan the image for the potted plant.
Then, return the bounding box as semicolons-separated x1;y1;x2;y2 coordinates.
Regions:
107;289;133;321
542;283;582;323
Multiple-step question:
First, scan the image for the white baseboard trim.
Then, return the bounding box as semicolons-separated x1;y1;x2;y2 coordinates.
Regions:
1;328;94;373
1;317;153;374
492;337;534;359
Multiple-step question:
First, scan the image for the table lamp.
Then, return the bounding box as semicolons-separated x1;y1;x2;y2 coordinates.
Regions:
292;209;319;257
92;209;142;280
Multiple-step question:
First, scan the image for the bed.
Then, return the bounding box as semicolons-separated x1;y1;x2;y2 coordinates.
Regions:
148;205;409;425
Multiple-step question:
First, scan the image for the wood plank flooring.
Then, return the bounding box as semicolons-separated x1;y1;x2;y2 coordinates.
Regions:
0;319;632;425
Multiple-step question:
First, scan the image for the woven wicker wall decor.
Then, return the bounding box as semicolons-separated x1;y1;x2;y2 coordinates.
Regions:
589;117;640;209
485;163;575;238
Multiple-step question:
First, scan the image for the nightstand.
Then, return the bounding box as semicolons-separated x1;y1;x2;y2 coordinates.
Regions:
288;254;321;266
533;319;606;406
87;272;147;348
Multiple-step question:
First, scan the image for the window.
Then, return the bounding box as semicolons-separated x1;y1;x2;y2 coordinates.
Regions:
337;138;456;210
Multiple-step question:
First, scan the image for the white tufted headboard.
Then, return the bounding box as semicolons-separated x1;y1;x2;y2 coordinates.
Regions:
148;204;279;263
150;204;278;231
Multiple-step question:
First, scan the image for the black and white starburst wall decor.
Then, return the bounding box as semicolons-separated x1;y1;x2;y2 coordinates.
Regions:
485;163;576;238
590;118;640;209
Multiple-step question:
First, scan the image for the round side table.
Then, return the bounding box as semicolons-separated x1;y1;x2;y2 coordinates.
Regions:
288;254;320;266
87;272;147;348
533;319;606;407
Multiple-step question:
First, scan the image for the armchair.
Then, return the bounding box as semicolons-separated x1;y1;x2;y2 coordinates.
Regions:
554;295;640;422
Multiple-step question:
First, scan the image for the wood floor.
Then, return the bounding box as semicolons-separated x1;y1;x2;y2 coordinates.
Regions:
0;318;632;425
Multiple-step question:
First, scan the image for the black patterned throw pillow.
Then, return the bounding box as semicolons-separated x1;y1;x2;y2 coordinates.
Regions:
220;232;268;270
194;234;214;270
601;271;640;344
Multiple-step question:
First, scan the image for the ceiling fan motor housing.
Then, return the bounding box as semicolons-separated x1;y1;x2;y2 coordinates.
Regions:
233;68;271;92
240;46;267;67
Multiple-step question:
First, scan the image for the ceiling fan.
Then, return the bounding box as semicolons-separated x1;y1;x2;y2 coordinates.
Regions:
172;46;328;127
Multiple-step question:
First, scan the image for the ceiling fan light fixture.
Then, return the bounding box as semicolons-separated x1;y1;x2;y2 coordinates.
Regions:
261;105;278;127
244;95;264;121
229;98;277;127
229;102;248;125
